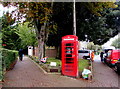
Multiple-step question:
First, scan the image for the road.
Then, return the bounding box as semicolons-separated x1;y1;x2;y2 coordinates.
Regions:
92;55;119;87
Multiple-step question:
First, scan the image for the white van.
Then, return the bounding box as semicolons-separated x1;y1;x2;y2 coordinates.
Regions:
78;50;92;59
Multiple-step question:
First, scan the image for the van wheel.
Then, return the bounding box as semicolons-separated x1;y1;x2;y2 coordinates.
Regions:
109;64;113;68
114;65;118;72
83;56;86;59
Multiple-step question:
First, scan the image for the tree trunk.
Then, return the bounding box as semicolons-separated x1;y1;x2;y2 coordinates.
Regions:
34;19;48;60
38;39;44;60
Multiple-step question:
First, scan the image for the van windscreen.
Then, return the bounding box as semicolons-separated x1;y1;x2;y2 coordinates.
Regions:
78;50;89;53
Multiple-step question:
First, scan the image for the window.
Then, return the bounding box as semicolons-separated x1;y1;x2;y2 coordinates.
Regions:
65;43;73;46
66;58;73;63
78;50;89;53
66;54;72;57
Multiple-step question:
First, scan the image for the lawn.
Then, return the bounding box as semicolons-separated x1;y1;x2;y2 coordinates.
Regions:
45;58;90;72
45;58;61;66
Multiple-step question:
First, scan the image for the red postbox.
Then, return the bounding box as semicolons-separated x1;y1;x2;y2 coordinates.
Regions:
61;35;78;77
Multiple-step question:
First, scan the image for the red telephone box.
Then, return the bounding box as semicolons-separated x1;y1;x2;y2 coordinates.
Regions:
61;35;78;77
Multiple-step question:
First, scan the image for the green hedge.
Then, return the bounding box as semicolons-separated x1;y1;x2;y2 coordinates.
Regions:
0;48;18;81
0;48;2;81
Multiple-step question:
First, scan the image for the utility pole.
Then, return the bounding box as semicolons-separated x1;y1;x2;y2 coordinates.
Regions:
73;0;76;36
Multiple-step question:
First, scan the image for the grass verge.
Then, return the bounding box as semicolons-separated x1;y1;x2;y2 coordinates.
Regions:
78;59;90;72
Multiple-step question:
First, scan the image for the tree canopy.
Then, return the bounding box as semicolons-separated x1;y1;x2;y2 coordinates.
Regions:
47;2;118;47
1;13;20;50
16;22;37;48
1;2;119;58
2;2;54;59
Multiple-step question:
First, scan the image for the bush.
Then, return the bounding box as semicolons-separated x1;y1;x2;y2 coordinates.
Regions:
0;48;18;81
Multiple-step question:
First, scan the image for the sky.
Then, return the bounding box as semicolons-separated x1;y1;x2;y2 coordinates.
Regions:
102;33;119;47
0;4;17;17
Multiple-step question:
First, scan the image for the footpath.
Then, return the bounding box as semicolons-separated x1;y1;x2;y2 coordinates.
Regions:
1;56;119;88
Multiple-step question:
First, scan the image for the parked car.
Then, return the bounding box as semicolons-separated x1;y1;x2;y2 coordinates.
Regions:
114;59;120;73
104;49;120;67
78;50;92;60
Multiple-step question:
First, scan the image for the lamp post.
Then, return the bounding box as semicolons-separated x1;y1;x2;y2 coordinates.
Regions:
73;0;76;36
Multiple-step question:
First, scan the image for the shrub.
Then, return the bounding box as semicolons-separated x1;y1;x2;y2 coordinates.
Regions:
0;48;18;81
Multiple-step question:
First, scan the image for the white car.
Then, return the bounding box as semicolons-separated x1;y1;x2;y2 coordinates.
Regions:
78;50;92;59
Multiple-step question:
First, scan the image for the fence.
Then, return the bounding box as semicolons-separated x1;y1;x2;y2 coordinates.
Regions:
34;47;57;58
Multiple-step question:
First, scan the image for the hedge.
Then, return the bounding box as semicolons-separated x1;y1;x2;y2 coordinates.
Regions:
0;48;18;81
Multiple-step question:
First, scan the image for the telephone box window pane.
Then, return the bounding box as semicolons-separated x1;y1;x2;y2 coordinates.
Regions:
66;54;72;57
66;58;73;63
66;61;74;63
65;43;73;46
65;69;73;72
65;47;73;53
66;47;72;50
66;51;72;53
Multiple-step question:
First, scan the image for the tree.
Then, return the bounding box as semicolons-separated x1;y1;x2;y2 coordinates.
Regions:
87;42;94;50
1;13;21;50
76;2;118;45
47;2;118;47
2;2;118;59
0;33;2;48
0;18;2;48
2;2;53;59
46;2;73;47
16;22;37;48
87;42;101;50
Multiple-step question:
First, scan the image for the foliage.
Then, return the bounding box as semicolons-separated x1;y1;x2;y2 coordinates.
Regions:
2;2;119;58
16;22;37;48
2;2;54;59
0;33;2;48
0;48;2;81
76;2;118;45
0;48;18;81
1;14;21;50
1;13;37;50
2;48;18;70
87;42;101;50
84;2;117;16
87;42;94;50
111;33;120;48
46;2;73;47
47;2;118;47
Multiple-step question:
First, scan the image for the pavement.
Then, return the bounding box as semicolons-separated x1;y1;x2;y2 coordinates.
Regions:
1;55;119;88
92;55;119;87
